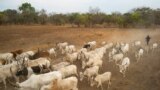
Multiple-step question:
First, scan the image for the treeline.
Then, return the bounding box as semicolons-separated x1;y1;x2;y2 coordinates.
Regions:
0;2;160;28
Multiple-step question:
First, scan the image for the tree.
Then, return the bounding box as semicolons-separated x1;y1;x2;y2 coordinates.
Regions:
0;12;7;25
38;9;48;24
88;7;101;27
154;9;160;25
2;9;18;24
49;13;67;25
132;7;154;27
19;2;37;24
19;3;35;14
89;7;100;15
109;12;123;27
123;12;141;28
68;13;82;27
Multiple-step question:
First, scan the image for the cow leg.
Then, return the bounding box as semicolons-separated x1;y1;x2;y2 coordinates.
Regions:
3;78;7;88
108;79;111;89
13;74;19;83
100;84;103;90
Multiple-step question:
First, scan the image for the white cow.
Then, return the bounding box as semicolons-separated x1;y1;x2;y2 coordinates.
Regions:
91;72;112;90
119;57;130;77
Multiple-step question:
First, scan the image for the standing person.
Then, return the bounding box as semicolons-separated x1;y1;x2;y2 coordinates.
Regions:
145;35;151;45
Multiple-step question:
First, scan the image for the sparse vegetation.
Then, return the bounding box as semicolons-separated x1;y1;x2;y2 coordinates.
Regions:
0;3;160;28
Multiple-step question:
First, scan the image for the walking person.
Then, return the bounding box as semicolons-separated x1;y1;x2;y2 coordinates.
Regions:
145;35;151;45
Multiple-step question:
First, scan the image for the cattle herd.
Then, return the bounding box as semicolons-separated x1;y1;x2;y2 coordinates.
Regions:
0;40;159;90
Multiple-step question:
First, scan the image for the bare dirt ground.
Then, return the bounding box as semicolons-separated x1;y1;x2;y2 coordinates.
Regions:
0;25;160;90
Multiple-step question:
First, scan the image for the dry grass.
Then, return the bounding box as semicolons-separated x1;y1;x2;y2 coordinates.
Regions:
0;25;159;52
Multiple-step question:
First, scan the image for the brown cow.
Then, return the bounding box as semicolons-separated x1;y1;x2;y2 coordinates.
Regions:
10;49;23;59
31;48;49;60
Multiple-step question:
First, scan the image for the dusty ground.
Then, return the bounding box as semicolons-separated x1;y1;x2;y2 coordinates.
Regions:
0;25;160;90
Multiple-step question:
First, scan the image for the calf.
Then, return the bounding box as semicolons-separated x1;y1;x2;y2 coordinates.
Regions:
80;66;99;83
91;72;112;90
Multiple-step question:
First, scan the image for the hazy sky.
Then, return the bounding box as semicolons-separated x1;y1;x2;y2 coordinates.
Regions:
0;0;160;14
